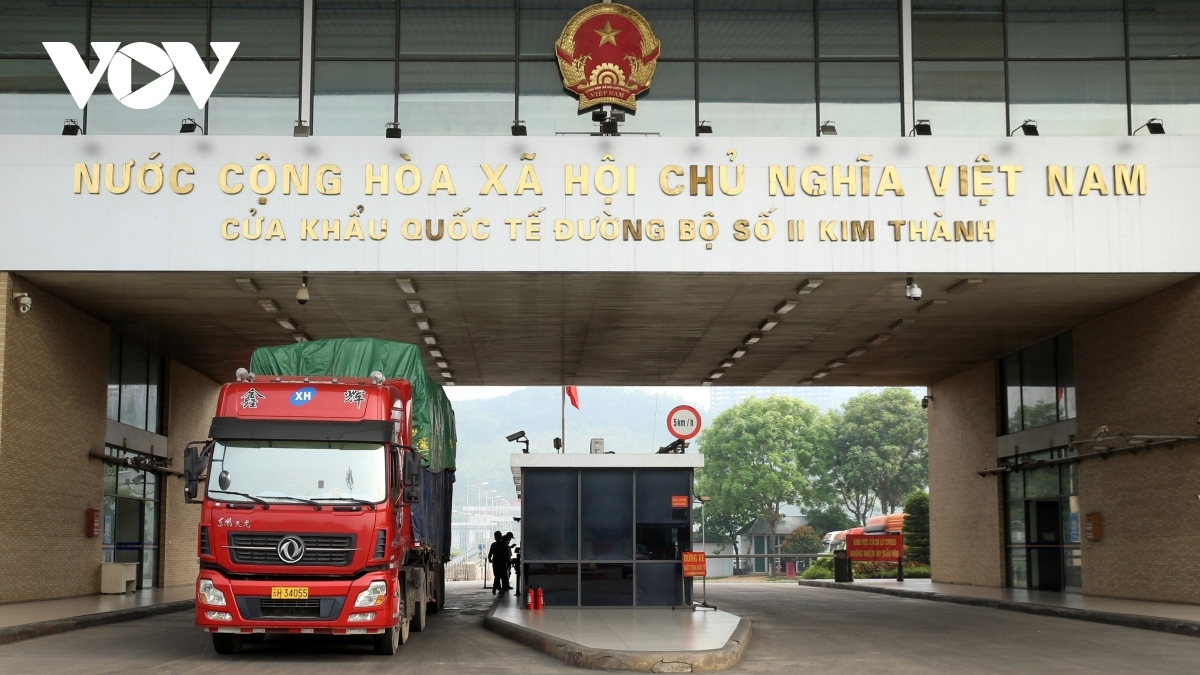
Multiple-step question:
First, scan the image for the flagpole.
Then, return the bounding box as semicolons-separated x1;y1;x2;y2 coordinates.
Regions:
561;386;566;454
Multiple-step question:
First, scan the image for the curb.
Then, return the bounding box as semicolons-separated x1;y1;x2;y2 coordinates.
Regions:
0;600;195;647
484;599;752;672
796;579;1200;639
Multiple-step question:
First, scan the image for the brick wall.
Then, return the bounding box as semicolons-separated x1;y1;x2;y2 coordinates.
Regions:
1074;275;1200;604
160;361;220;588
0;276;108;603
928;361;1006;587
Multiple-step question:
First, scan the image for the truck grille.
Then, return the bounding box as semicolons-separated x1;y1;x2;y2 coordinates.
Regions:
226;533;357;566
259;598;322;619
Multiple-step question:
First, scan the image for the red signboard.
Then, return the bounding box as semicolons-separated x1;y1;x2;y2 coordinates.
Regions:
671;495;690;509
682;551;707;578
846;534;904;562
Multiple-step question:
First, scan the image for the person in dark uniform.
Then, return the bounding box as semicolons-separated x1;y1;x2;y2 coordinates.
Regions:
512;546;522;596
502;532;516;592
487;531;510;595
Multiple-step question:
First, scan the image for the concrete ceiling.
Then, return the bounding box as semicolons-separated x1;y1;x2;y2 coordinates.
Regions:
18;271;1193;387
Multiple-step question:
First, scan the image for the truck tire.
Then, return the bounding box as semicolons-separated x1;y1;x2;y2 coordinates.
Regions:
428;563;445;614
412;568;428;632
373;620;407;655
211;633;243;655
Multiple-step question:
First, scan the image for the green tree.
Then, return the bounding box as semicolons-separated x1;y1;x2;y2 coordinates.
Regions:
903;490;931;565
780;525;823;555
815;388;928;522
804;505;856;537
696;396;823;558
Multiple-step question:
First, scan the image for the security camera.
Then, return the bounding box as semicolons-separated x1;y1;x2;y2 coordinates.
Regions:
506;431;526;442
296;276;310;305
905;277;922;302
12;293;31;313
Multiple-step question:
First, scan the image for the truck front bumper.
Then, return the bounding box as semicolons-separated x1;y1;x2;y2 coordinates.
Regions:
195;571;398;634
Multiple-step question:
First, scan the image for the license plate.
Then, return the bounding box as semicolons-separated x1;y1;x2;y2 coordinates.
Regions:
270;587;309;600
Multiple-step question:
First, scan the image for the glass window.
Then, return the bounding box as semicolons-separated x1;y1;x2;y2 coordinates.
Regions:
401;0;515;56
636;0;695;59
1006;0;1124;59
107;331;121;421
1131;60;1200;136
104;462;118;495
1128;0;1200;57
209;440;388;503
636;471;691;561
818;0;899;58
1024;466;1060;499
208;60;300;135
315;61;396;135
912;0;1002;58
213;0;303;58
87;77;199;135
316;0;396;58
1002;353;1022;434
1007;547;1027;588
1006;501;1025;543
818;61;900;137
1063;547;1082;589
914;61;1005;136
0;1;87;56
1063;495;1080;543
0;60;79;134
90;0;209;52
1019;338;1058;429
699;63;815;137
521;61;692;137
523;470;578;561
142;499;158;588
581;471;633;560
580;563;633;605
520;0;582;57
636;562;683;606
398;62;513;136
698;1;814;59
146;353;162;435
519;61;592;136
1055;332;1076;421
525;563;577;606
1005;468;1024;501
619;61;695;137
1009;60;1127;137
119;338;149;430
1060;462;1078;496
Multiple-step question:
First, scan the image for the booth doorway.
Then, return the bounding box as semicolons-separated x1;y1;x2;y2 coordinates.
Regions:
1003;451;1082;593
102;447;161;589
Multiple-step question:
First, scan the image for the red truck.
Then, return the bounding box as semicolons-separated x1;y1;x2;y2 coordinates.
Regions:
184;353;455;656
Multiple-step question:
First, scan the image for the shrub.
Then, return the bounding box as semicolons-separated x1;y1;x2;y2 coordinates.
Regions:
850;561;931;579
781;525;823;555
801;565;834;579
903;491;930;565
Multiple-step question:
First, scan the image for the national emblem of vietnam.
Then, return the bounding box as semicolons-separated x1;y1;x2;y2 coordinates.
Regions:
556;3;661;111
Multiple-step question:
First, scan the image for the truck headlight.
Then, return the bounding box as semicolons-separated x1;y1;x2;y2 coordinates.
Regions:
354;580;388;608
199;579;227;607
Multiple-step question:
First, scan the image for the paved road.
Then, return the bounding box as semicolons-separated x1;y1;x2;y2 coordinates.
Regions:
0;581;1197;673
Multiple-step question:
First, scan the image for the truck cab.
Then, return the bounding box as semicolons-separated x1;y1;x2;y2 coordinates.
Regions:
185;374;446;655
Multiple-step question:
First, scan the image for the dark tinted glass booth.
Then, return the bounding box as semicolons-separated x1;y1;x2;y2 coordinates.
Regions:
513;455;702;607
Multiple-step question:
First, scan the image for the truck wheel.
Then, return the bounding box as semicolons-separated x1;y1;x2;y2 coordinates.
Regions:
412;572;428;632
211;633;243;655
373;622;404;655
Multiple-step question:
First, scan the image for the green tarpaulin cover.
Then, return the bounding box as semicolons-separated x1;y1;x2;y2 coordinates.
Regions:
249;338;456;473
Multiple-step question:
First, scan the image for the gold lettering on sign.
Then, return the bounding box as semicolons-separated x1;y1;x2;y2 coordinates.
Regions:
1079;165;1109;195
875;166;904;196
516;165;543;195
660;166;683;195
1047;165;1074;196
769;165;795;196
595;165;621;195
395;165;421;195
75;163;100;194
366;164;388;195
249;164;276;195
169;164;194;194
1115;164;1146;195
316;165;341;195
926;165;952;196
480;164;507;195
427;165;455;195
566;165;588;195
219;164;243;195
801;166;827;196
998;165;1022;195
690;165;713;196
647;219;665;241
284;165;309;195
832;165;856;196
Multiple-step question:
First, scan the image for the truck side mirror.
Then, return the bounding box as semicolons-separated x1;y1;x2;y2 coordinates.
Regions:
184;441;212;502
403;449;422;487
404;486;421;503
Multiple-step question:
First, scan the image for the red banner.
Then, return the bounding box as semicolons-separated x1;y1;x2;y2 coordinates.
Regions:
846;534;904;562
682;551;707;578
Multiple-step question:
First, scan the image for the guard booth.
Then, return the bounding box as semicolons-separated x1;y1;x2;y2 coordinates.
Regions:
511;453;704;607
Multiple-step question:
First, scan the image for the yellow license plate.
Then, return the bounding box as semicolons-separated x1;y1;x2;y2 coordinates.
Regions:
270;587;309;600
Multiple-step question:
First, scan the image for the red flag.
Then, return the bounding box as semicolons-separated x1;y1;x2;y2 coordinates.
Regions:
565;386;580;409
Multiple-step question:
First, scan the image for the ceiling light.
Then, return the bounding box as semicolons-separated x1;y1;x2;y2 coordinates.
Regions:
234;277;259;294
407;299;424;314
423;334;437;345
1010;119;1038;136
720;360;735;369
430;348;443;358
180;117;202;133
847;347;867;358
890;319;915;331
62;119;82;135
730;348;746;359
1145;118;1165;134
798;378;814;386
812;370;830;379
444;381;455;386
396;278;417;294
294;120;310;137
947;278;983;294
441;371;453;379
697;121;712;134
775;299;798;314
436;360;449;369
701;380;713;387
293;333;309;343
743;333;762;345
277;317;297;331
511;120;526;136
385;122;402;139
797;278;823;294
258;299;279;313
917;299;947;313
912;120;931;136
819;121;837;136
415;317;431;331
760;316;781;331
709;370;724;379
867;333;891;346
827;359;846;369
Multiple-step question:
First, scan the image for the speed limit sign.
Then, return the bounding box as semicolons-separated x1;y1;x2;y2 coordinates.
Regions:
667;405;702;440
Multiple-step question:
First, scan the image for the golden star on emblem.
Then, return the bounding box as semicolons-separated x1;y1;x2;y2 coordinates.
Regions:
595;20;621;47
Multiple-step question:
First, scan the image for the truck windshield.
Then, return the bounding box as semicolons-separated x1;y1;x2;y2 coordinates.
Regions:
207;440;387;504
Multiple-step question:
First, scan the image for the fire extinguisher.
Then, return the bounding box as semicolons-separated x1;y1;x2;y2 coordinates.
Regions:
525;586;534;609
534;587;544;610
